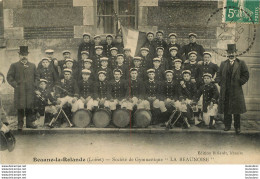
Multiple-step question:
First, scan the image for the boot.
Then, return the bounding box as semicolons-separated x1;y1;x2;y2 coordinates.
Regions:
209;116;215;129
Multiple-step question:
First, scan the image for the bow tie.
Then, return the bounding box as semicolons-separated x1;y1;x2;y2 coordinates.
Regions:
229;60;234;65
149;80;155;83
204;62;209;65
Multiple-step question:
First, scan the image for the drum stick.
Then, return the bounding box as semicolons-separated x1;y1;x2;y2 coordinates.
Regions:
61;109;74;127
165;109;177;128
49;108;62;126
170;111;182;128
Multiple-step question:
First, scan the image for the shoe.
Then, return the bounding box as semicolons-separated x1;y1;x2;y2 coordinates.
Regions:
209;125;216;129
224;127;231;131
47;124;54;128
26;124;37;129
18;128;22;132
235;128;241;135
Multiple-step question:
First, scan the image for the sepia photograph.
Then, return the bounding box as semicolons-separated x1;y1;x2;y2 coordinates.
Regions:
0;0;259;166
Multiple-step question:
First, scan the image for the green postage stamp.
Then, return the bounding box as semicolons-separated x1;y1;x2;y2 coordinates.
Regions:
224;0;259;24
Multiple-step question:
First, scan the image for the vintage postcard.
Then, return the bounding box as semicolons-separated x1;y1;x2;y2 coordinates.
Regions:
0;0;259;166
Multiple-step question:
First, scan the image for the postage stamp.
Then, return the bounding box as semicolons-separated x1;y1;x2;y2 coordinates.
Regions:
224;0;259;24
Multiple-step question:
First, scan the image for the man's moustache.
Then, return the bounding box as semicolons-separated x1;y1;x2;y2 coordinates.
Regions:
22;57;28;60
227;55;235;58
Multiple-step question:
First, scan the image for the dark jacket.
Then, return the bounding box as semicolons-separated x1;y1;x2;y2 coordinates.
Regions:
36;66;59;89
56;78;79;98
216;58;249;114
109;79;128;100
144;80;161;99
195;83;219;112
160;80;181;101
77;79;94;98
126;79;145;99
180;81;197;101
78;42;94;59
93;81;112;100
7;61;37;109
197;62;219;84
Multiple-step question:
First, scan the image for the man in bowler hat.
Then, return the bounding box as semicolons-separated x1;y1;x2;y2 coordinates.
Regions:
217;44;249;134
7;46;38;130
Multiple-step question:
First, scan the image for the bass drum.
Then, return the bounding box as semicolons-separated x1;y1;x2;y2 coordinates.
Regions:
72;109;92;128
92;108;111;128
112;109;130;128
134;109;152;128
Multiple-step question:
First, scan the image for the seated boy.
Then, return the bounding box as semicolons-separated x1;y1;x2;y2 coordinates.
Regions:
125;68;145;110
93;71;112;109
144;69;167;124
74;69;95;111
194;73;219;129
109;69;128;110
34;79;58;127
179;70;197;124
55;68;79;113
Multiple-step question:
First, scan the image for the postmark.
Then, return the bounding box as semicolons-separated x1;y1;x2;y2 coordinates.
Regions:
206;6;257;57
224;0;259;24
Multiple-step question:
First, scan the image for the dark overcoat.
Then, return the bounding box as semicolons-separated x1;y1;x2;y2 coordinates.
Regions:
217;58;249;114
7;61;37;109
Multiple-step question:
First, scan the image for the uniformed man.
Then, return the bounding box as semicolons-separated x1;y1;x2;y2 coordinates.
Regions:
169;46;183;68
154;30;168;57
114;54;129;80
142;32;156;58
124;47;134;68
197;52;219;86
144;69;167;124
195;73;219;129
114;35;124;54
79;58;95;81
56;68;79;113
109;47;118;69
37;49;59;77
96;57;113;81
155;47;168;70
58;50;73;72
109;69;128;110
140;47;152;69
92;46;104;69
172;59;183;84
152;57;165;82
103;34;115;58
60;58;79;81
182;33;205;61
167;33;181;58
77;33;93;60
125;68;145;110
92;35;102;56
133;56;146;81
78;50;90;70
34;79;57;121
93;71;112;109
183;51;200;85
161;70;181;109
74;69;95;111
36;57;59;90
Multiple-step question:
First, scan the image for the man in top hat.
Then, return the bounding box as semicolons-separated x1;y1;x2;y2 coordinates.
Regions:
181;33;205;61
7;46;38;130
142;32;156;58
103;34;115;58
78;33;94;59
217;44;249;134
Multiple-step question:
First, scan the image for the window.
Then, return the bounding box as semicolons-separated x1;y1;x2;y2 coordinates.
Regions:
96;0;137;34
